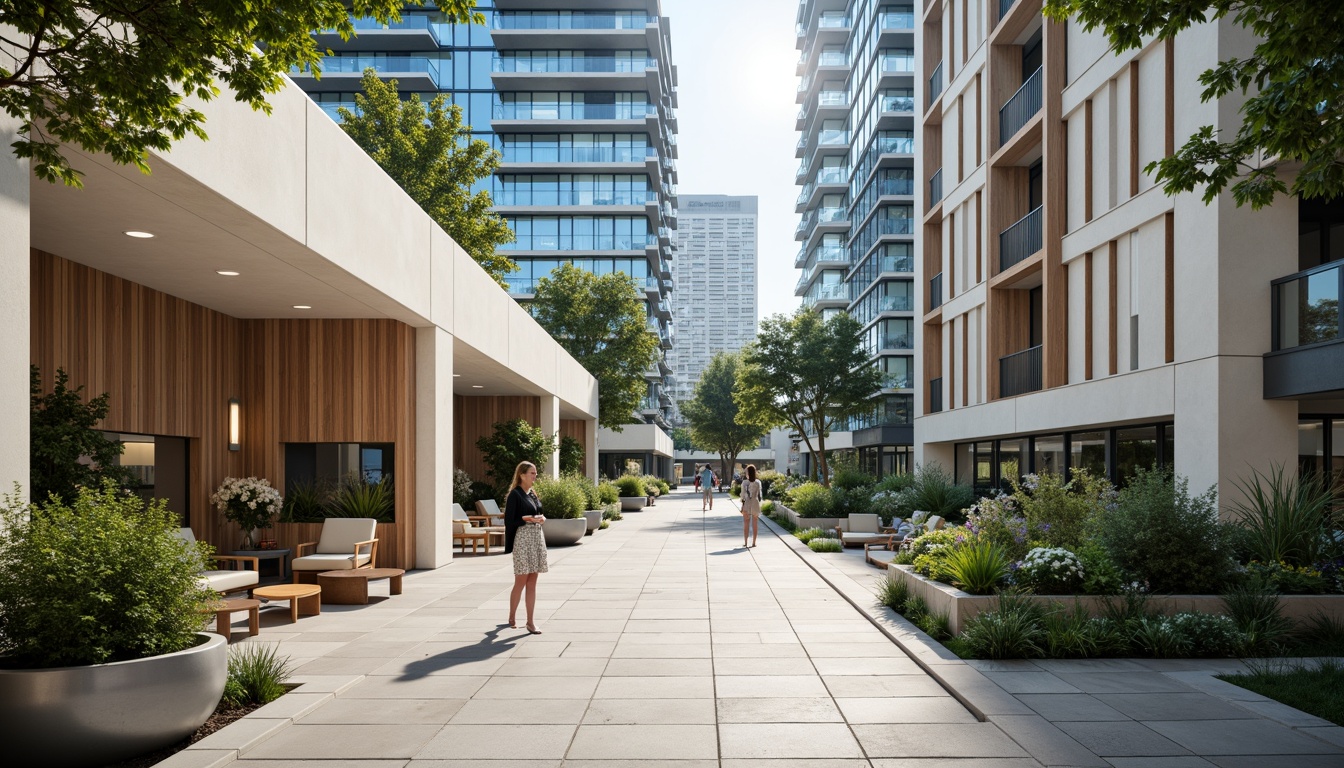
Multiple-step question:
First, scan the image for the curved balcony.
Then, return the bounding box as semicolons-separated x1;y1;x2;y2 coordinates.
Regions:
293;56;445;92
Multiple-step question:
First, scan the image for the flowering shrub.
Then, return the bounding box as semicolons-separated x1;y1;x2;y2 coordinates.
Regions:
1245;560;1329;594
211;477;283;542
965;493;1030;560
452;469;474;505
1010;470;1114;550
868;489;904;522
790;482;834;518
909;527;967;583
1015;547;1085;595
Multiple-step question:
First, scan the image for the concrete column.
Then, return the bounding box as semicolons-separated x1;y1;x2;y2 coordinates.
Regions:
540;395;561;478
585;417;599;482
0;113;30;501
414;327;454;568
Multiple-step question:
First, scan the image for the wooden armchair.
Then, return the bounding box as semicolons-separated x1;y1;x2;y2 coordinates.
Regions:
174;528;259;597
290;518;379;583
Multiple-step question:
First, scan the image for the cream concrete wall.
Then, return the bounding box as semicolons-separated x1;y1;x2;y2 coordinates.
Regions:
539;396;561;478
415;327;455;569
598;424;674;458
0;110;29;500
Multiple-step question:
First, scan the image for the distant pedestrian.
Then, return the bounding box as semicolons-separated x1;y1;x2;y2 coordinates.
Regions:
694;465;702;492
505;461;547;635
740;464;762;548
699;464;715;511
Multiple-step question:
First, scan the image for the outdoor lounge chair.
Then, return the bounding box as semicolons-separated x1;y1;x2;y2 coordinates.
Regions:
290;518;378;583
839;513;898;548
174;527;259;597
454;503;504;554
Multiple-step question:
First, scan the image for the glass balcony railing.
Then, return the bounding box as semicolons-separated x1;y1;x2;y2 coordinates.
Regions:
817;206;848;224
878;332;913;350
796;159;811;181
1273;260;1343;351
874;136;915;155
818;90;849;107
814;245;850;263
880;12;916;30
506;278;540;295
818;129;851;146
1000;345;1044;397
310;56;446;87
501;233;657;251
929;168;943;204
344;15;445;43
493;56;655;73
1000;205;1044;271
494;12;652;30
877;177;915;196
999;66;1043;146
881;53;915;74
929;60;944;103
877;294;914;312
797;182;814;205
502;145;657;163
819;13;850;29
930;272;943;310
818;51;850;67
797;74;813;93
875;217;914;235
816;167;847;185
880;254;915;273
880;94;915;113
797;134;809;150
316;101;360;121
493;103;657;120
494;190;655;206
811;283;849;302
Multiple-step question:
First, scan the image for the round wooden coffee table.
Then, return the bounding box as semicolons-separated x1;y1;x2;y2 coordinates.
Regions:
317;567;405;605
254;584;322;622
201;598;261;641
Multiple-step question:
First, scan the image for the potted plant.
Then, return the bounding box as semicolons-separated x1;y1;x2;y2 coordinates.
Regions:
533;475;588;546
211;476;283;549
615;475;648;512
0;482;226;767
570;473;605;535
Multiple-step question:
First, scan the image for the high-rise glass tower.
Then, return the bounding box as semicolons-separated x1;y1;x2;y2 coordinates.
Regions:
294;3;681;478
794;1;917;477
670;195;759;421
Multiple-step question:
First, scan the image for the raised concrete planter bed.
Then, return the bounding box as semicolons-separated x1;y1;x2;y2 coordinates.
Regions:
887;565;1344;635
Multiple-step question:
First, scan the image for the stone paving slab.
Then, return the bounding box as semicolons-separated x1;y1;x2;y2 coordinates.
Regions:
166;491;1344;768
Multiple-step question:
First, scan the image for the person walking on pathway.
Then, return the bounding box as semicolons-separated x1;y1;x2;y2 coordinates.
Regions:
739;464;763;548
699;464;716;511
504;461;547;634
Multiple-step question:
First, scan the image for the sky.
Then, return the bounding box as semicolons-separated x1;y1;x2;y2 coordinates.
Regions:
660;0;802;323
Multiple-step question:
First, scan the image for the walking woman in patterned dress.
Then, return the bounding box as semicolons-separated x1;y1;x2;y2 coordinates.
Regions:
505;461;548;634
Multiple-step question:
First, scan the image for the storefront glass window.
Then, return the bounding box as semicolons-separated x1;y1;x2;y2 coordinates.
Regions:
1070;431;1107;479
1115;426;1159;485
1033;435;1065;477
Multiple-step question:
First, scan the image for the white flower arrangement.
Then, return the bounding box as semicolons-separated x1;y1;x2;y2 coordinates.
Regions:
210;476;283;534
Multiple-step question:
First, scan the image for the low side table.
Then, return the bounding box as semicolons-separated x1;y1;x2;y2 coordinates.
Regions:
317;567;406;605
228;548;292;580
202;598;261;641
254;584;322;622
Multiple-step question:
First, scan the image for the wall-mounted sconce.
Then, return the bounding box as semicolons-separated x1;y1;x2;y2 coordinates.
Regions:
228;398;240;451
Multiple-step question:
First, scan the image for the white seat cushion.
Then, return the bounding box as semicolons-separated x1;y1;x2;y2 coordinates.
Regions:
452;503;471;522
292;553;373;572
198;569;257;592
475;499;502;518
316;518;378;554
840;532;892;546
849;514;881;534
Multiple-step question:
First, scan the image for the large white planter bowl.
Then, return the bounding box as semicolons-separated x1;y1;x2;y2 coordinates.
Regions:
0;632;227;768
542;517;588;546
583;509;603;534
619;496;646;512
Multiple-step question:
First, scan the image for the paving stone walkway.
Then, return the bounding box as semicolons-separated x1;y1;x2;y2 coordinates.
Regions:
167;489;1344;768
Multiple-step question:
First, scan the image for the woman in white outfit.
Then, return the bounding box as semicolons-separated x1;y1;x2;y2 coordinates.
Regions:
740;464;763;548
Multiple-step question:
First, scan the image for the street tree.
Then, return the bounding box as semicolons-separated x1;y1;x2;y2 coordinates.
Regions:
1043;0;1344;208
670;427;694;452
531;263;660;431
683;353;769;486
338;70;515;285
0;1;482;187
736;308;883;487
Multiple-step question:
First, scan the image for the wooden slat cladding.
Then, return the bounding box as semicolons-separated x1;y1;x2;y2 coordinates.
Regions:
30;250;419;568
559;419;589;469
453;394;542;485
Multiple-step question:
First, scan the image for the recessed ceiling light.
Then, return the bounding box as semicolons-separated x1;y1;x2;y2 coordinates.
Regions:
124;231;154;239
471;385;484;389
216;270;240;277
292;305;312;310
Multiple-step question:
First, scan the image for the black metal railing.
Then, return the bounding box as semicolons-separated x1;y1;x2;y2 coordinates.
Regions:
929;377;943;413
999;205;1043;272
999;66;1043;146
929;167;943;205
928;60;944;104
1271;259;1344;351
999;345;1043;397
999;0;1018;23
930;272;944;310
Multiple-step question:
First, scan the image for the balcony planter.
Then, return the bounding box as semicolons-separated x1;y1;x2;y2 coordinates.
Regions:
0;632;227;768
542;518;588;547
583;509;603;535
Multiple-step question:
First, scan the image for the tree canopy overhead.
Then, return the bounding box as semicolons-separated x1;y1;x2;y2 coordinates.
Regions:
735;309;883;486
530;263;661;431
1043;0;1344;208
682;352;769;484
338;69;516;286
0;1;482;187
